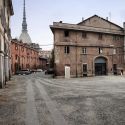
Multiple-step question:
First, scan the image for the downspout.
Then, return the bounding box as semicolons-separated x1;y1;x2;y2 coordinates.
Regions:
123;22;125;62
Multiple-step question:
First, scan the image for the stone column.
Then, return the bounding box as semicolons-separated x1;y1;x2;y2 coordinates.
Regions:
0;53;4;88
5;56;9;81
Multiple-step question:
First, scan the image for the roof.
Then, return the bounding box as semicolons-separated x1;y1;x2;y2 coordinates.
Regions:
50;15;124;35
78;15;123;29
11;39;38;52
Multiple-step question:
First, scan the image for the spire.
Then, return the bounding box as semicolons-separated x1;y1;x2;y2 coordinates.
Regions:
22;0;27;32
20;0;32;43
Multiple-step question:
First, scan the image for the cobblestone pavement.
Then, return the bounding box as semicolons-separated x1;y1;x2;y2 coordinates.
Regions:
0;72;125;125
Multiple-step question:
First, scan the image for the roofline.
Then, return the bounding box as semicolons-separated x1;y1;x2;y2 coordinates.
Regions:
50;24;124;36
11;39;39;52
78;14;123;29
9;0;14;15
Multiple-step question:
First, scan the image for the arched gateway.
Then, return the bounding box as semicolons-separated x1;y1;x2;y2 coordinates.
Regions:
95;57;107;76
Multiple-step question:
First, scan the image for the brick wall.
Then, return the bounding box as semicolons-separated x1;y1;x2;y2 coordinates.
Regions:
11;39;39;74
51;15;124;77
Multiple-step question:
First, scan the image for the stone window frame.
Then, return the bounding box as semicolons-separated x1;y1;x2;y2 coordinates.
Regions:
98;33;103;40
82;47;87;54
113;48;116;55
99;47;103;54
64;46;70;54
113;35;123;41
82;32;87;39
64;30;69;37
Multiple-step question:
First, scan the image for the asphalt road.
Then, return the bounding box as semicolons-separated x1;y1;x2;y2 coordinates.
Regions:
0;72;125;125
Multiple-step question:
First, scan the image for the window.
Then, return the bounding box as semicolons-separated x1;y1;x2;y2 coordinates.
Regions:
83;64;87;77
99;48;103;54
82;32;87;38
64;30;69;37
113;64;117;75
15;55;18;60
98;33;103;40
113;49;116;55
64;46;70;54
21;47;24;52
82;48;87;54
83;64;87;72
113;35;123;41
15;44;18;50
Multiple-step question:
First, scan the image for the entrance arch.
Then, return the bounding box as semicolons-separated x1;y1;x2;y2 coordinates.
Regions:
95;57;107;76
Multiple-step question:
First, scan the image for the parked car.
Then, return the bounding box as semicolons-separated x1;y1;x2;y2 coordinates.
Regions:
15;69;31;75
30;69;37;73
45;68;54;74
36;69;43;72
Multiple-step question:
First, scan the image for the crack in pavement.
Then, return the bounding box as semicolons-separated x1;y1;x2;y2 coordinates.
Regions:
35;79;68;125
26;80;40;125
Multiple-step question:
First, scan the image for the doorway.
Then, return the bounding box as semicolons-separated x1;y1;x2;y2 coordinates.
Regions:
95;57;107;76
83;64;87;77
113;64;117;75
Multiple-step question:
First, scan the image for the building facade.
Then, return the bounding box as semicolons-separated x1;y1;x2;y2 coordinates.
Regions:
39;50;52;69
11;39;39;74
39;57;47;70
50;15;125;77
39;50;51;59
0;0;14;88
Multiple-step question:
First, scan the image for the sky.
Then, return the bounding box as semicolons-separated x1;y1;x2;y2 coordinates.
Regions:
11;0;125;50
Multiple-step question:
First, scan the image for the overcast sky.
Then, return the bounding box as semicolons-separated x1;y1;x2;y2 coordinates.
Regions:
11;0;125;50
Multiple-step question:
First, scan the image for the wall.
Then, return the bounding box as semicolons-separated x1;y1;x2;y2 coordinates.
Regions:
52;19;124;77
11;40;39;74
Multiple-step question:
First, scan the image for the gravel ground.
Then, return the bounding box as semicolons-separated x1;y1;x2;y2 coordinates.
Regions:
0;73;125;125
39;76;125;125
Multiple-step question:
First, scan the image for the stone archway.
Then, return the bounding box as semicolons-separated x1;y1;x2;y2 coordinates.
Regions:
95;57;107;76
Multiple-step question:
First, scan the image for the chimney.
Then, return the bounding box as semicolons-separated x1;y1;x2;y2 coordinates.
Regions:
123;22;125;30
59;21;63;23
82;17;84;21
106;17;108;20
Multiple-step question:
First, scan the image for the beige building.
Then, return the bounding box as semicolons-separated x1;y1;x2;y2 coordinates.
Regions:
39;50;51;59
39;50;52;69
0;0;14;88
50;15;125;77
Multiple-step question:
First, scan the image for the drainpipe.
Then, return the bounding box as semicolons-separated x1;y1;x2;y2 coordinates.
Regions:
123;22;125;62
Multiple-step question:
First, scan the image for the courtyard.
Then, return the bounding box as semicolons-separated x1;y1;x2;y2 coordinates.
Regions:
0;73;125;125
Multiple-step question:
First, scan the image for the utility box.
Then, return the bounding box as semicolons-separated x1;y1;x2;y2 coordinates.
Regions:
65;66;70;78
